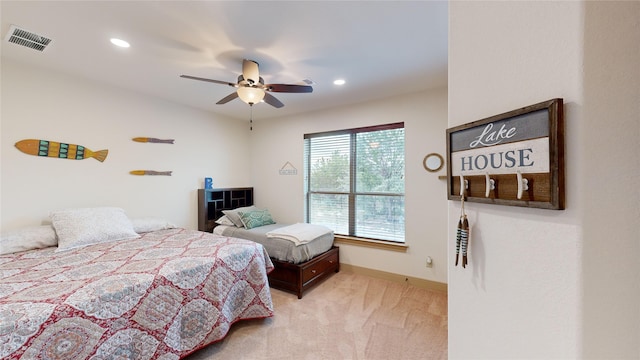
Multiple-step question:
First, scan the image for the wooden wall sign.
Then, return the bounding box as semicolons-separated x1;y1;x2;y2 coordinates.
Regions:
446;98;565;209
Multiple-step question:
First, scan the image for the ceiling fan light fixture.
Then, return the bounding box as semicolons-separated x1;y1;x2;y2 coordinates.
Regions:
110;38;130;48
237;87;265;105
181;59;311;109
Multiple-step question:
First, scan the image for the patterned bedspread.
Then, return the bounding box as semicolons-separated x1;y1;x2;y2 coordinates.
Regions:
0;228;274;359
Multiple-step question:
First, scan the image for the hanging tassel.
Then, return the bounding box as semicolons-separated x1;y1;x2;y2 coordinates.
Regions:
455;193;465;267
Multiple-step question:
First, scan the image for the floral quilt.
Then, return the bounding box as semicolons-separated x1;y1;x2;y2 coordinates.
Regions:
0;228;274;359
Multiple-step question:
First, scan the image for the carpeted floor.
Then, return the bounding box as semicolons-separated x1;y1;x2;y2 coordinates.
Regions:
185;271;448;360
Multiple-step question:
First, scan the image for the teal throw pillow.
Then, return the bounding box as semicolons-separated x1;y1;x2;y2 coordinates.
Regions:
238;209;276;230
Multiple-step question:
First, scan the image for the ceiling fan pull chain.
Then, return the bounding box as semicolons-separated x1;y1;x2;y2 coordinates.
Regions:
250;104;253;131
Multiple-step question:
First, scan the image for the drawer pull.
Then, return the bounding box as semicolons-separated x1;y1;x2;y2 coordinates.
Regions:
311;269;317;274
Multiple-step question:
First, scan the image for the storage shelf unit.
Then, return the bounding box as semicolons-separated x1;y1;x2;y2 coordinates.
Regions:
198;188;253;232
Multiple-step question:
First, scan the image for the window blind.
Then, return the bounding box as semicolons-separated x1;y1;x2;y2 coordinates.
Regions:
304;123;405;242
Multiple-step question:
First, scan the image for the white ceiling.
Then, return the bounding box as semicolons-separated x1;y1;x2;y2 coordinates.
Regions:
1;1;448;121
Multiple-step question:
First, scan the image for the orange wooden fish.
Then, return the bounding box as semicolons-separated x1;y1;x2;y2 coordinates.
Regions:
15;139;108;162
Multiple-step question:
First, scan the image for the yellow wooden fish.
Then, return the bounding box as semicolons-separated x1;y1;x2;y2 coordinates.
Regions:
15;139;108;162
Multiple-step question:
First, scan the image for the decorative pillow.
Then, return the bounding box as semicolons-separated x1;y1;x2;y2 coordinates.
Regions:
131;217;177;233
0;225;58;255
238;209;276;230
222;205;257;227
51;207;140;251
215;215;236;226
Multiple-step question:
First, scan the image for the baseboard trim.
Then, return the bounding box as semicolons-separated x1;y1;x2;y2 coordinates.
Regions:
340;263;448;293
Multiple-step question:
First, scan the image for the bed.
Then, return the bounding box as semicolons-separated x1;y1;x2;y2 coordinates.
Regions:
0;208;274;359
198;188;339;299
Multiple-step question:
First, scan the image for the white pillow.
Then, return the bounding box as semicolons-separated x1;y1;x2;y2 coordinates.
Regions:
0;225;58;255
214;215;236;226
222;205;257;227
131;217;177;233
51;207;139;251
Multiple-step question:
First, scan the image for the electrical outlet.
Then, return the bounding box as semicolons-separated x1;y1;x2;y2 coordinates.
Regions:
425;256;433;268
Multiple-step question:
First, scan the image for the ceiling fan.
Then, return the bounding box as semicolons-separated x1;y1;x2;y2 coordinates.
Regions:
180;59;313;108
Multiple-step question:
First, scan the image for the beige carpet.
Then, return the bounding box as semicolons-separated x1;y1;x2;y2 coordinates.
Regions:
185;271;448;360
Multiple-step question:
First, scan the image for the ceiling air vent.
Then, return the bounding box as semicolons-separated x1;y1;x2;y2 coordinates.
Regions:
5;25;52;52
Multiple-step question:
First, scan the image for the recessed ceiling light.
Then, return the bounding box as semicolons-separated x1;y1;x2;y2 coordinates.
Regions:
110;38;130;48
333;79;346;85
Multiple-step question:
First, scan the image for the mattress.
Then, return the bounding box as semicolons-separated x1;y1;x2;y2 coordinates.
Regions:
214;223;333;264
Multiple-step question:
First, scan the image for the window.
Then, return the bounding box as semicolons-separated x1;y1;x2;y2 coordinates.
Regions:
304;123;405;243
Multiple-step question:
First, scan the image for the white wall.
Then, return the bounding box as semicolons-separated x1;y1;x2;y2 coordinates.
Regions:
1;60;251;231
449;1;639;359
1;53;449;285
249;88;449;284
581;1;640;357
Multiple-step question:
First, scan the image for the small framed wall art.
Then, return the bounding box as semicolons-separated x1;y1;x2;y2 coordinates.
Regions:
446;98;565;210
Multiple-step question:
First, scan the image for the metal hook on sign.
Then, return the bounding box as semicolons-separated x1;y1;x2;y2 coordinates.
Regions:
485;173;495;198
459;175;468;197
516;170;529;200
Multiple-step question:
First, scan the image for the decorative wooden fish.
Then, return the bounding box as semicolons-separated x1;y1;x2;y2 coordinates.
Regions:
455;194;469;268
455;217;462;266
132;137;174;144
129;170;172;176
460;215;469;268
15;139;108;162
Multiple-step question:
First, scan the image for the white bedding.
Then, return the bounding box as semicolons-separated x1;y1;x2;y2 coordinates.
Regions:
266;223;333;246
214;223;334;264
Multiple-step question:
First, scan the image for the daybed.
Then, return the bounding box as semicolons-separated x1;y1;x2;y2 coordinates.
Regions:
0;208;273;359
198;188;340;299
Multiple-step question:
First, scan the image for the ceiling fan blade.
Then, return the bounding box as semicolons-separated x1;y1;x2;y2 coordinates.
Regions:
180;75;236;87
242;59;260;86
263;92;284;108
265;84;313;93
216;92;239;104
